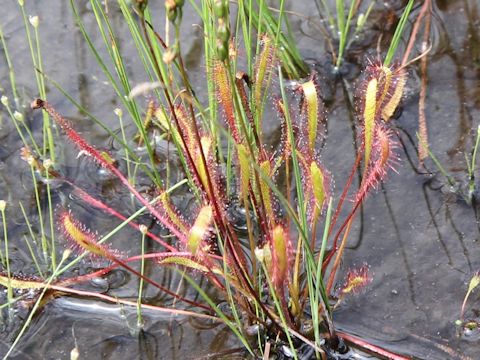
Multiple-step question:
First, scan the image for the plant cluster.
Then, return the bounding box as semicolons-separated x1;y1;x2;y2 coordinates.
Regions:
0;0;424;358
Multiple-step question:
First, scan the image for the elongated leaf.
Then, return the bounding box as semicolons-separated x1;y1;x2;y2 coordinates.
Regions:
363;78;377;167
187;205;213;255
301;80;320;154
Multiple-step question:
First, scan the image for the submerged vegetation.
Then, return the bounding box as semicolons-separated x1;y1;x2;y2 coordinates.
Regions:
1;0;479;359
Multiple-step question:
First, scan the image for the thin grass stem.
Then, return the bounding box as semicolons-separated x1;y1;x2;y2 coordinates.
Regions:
384;0;415;66
136;227;146;327
19;202;45;277
28;163;48;262
0;25;19;106
44;161;56;269
0;204;10;302
261;261;298;360
3;250;70;360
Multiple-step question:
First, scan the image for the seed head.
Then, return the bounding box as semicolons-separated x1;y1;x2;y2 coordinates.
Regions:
13;111;24;122
114;108;123;118
139;224;148;235
62;249;72;261
29;15;39;28
162;48;177;64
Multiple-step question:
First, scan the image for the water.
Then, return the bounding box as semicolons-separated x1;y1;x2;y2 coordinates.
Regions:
1;0;480;359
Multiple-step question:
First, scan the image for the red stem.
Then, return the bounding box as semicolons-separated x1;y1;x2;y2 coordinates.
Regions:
336;330;411;360
328;144;364;237
320;144;364;271
69;184;178;252
32;99;186;243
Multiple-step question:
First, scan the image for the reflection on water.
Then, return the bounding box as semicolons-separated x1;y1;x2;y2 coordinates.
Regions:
1;297;238;360
1;0;480;358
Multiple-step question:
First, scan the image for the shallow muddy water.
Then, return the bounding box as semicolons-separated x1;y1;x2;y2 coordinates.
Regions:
1;0;480;359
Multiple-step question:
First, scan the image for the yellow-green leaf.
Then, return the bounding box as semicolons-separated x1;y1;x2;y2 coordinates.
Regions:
272;225;288;284
259;160;274;221
301;80;319;153
310;161;325;209
382;71;406;121
187;205;213;255
363;78;377;168
237;144;250;197
0;274;45;289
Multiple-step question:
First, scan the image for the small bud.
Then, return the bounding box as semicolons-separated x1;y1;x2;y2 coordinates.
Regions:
135;0;148;12
162;48;177;64
468;273;480;293
13;111;24;122
29;16;39;28
217;22;230;43
167;9;177;22
0;200;6;212
114;108;123;117
70;347;80;360
254;247;265;263
165;0;177;21
216;39;228;61
255;246;271;264
356;13;365;28
62;249;72;261
1;95;9;106
213;0;226;18
228;41;237;60
165;0;176;11
139;224;148;235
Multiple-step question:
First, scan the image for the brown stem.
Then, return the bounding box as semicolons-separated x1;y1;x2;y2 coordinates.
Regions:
326;219;353;293
417;4;431;164
401;0;432;67
323;144;364;260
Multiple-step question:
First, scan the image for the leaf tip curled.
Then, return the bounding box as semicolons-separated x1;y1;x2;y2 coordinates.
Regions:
58;208;109;258
31;98;45;110
300;78;323;154
340;264;372;295
0;273;45;290
468;272;480;293
187;205;214;256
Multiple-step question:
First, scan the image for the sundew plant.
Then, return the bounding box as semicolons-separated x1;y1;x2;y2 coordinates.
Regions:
0;0;429;358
